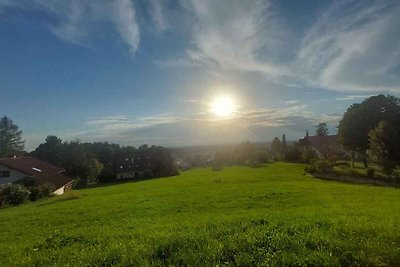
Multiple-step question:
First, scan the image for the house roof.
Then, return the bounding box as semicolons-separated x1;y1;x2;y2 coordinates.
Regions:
0;157;73;189
300;135;345;155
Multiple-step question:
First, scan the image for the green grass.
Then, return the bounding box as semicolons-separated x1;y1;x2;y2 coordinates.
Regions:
1;162;400;266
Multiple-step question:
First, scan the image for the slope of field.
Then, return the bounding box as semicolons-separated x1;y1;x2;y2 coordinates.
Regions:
1;163;400;266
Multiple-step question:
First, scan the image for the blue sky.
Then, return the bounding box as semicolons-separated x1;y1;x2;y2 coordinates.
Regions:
1;0;399;151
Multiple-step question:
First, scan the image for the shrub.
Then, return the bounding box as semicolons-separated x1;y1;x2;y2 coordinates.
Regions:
305;159;333;174
38;183;55;198
301;148;318;163
366;168;375;178
0;184;30;206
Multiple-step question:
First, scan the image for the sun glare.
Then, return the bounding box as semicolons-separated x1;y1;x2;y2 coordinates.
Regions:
211;96;236;117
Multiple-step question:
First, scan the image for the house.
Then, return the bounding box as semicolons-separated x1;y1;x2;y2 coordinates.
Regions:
298;131;346;158
116;156;153;180
0;157;73;195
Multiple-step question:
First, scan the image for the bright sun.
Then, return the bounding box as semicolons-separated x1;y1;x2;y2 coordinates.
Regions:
211;96;236;117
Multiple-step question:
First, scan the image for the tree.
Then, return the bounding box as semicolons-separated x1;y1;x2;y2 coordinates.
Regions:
0;116;25;157
367;121;400;175
271;137;281;160
31;135;63;166
281;134;288;157
316;123;329;136
85;157;103;184
338;95;400;168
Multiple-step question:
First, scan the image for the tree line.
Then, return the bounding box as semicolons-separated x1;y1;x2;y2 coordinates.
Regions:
0;116;178;185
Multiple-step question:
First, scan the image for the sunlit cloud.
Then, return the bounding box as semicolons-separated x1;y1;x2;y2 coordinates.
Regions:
335;95;374;101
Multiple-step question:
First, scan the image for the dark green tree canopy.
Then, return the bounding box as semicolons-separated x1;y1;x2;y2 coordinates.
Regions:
0;116;25;157
367;121;400;174
31;135;62;166
338;95;400;154
316;123;329;136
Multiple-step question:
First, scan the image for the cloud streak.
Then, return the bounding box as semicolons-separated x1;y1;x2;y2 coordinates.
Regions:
2;0;140;55
66;105;340;146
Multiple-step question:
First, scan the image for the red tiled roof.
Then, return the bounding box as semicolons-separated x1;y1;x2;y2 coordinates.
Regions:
0;157;73;189
301;135;345;155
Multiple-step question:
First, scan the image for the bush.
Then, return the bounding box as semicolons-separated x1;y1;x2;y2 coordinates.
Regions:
301;148;318;163
0;184;30;206
366;168;375;178
305;159;334;174
38;183;55;198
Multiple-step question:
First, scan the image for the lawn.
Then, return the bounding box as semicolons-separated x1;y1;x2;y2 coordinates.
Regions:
1;162;400;266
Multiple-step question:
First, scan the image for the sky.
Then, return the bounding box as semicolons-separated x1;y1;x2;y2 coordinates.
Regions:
1;0;399;151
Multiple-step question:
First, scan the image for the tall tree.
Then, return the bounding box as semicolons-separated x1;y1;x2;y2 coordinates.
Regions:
271;137;281;159
31;135;63;165
316;123;329;136
367;121;400;175
281;134;288;157
0;116;25;157
338;95;400;168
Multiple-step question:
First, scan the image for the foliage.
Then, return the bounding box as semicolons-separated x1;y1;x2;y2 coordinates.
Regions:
301;147;319;163
27;183;55;201
13;177;56;201
367;121;400;175
1;164;400;266
270;137;281;159
0;116;25;157
316;122;329;136
0;184;30;205
284;143;302;162
31;137;177;184
366;168;375;178
305;159;334;174
338;95;400;164
31;135;62;166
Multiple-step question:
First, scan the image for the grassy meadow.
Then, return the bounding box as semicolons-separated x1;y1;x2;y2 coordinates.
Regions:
1;162;400;266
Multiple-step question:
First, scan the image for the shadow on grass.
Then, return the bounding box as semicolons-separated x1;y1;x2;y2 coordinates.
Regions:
78;174;181;191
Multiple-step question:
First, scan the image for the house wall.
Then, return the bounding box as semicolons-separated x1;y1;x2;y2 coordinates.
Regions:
0;164;28;184
116;170;153;180
53;186;64;195
53;182;73;195
117;171;136;180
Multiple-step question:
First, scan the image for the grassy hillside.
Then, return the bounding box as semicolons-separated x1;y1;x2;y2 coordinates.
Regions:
1;163;400;266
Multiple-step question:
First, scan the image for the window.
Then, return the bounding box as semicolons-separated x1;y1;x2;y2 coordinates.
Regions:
0;171;10;178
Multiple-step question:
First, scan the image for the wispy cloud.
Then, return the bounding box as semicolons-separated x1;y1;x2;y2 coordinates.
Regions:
183;0;292;76
168;0;400;93
65;105;341;146
335;95;373;101
285;100;300;105
296;0;400;92
149;0;169;31
3;0;140;55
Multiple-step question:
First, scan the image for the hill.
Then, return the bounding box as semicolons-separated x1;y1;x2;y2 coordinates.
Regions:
1;163;399;266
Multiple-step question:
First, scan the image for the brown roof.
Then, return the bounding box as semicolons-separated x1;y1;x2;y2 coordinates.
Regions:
0;157;73;189
301;135;345;155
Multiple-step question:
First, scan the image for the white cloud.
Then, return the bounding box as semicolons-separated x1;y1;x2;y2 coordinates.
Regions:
149;0;169;31
297;1;400;93
285;100;300;105
173;0;400;93
335;95;373;101
184;0;292;76
65;105;341;146
4;0;140;55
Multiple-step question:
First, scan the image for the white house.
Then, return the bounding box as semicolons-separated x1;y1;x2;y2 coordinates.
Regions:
0;157;73;195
